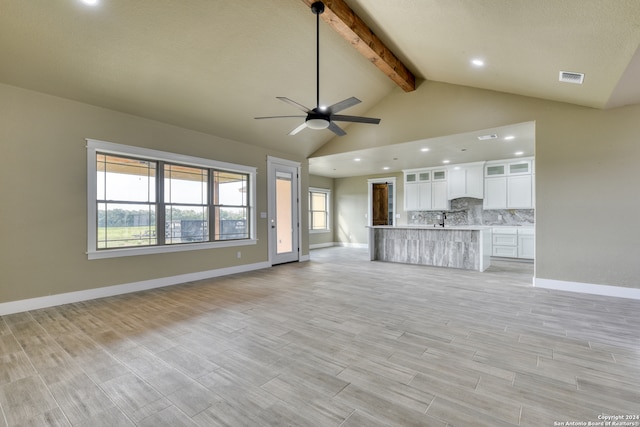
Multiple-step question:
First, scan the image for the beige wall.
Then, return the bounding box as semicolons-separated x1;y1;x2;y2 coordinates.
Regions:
333;172;404;245
0;83;306;304
324;80;640;289
308;175;335;247
3;77;639;305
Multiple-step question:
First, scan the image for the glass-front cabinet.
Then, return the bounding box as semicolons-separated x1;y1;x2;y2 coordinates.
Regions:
432;170;446;181
509;161;531;175
404;167;449;211
486;164;506;176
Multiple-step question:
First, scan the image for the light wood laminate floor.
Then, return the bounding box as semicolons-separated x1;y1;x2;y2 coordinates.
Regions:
1;247;639;426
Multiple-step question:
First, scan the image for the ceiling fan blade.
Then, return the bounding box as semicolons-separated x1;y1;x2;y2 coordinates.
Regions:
254;115;306;119
288;122;308;135
331;114;381;124
327;122;346;136
277;97;312;113
326;97;361;114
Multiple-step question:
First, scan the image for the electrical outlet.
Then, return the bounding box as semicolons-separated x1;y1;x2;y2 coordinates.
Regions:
236;251;241;259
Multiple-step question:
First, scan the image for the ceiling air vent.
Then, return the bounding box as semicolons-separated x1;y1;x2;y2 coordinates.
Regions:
559;71;585;84
477;134;498;141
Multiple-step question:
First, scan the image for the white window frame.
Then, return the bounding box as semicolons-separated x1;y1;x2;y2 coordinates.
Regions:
86;139;257;260
309;187;331;233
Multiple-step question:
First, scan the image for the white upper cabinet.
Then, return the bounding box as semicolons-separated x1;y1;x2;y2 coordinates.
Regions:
484;177;508;209
448;162;484;200
448;168;466;199
431;181;449;210
404;167;449;211
432;170;446;181
405;181;432;210
484;157;534;209
467;165;484;198
507;175;532;208
404;181;420;211
485;164;506;177
405;157;533;212
509;161;531;175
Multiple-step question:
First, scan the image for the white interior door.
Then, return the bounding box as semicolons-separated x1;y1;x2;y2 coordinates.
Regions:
268;157;300;265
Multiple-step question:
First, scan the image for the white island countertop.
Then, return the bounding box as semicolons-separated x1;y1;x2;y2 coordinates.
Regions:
369;225;492;231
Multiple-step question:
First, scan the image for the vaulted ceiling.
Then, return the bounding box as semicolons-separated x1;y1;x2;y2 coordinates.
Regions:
2;0;639;176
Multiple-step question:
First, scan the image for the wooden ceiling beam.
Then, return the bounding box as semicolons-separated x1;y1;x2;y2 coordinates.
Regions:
301;0;416;92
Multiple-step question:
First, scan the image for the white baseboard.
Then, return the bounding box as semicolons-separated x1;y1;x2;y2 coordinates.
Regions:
309;242;335;250
534;277;640;300
336;242;369;249
309;242;369;250
0;261;270;316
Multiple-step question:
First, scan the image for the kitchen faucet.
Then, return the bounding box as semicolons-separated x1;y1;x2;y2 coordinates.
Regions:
439;212;446;227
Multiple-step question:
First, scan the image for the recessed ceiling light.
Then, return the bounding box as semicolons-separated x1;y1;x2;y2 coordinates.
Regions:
477;134;497;141
354;158;361;162
383;166;390;170
81;0;99;5
504;135;515;140
420;148;430;152
443;160;450;164
515;151;524;156
471;59;484;67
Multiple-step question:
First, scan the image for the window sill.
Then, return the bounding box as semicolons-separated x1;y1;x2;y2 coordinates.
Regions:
88;239;257;260
309;229;331;234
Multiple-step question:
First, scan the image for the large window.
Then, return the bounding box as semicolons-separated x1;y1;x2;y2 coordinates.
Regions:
87;139;256;259
309;187;330;232
96;154;157;249
213;171;249;240
164;163;209;244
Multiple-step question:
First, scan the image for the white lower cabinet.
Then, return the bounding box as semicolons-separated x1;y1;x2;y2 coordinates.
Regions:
517;228;535;259
492;227;534;259
492;227;518;257
493;245;519;258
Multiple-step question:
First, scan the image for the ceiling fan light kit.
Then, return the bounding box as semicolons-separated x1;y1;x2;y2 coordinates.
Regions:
306;117;330;130
254;1;380;136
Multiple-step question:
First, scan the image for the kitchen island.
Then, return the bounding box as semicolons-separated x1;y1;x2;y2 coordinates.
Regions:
368;225;492;272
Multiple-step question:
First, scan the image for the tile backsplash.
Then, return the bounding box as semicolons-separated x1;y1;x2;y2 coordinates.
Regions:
407;198;534;226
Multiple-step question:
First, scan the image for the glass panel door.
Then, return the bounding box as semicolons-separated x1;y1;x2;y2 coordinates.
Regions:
267;157;299;265
276;171;293;255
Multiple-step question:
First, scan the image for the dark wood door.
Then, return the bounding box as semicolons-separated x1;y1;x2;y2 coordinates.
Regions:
372;183;389;225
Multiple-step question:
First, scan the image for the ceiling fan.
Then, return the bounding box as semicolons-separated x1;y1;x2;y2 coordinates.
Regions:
255;1;381;136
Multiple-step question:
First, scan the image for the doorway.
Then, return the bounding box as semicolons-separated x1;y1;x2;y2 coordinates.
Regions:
372;183;390;225
367;177;396;226
267;157;300;265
